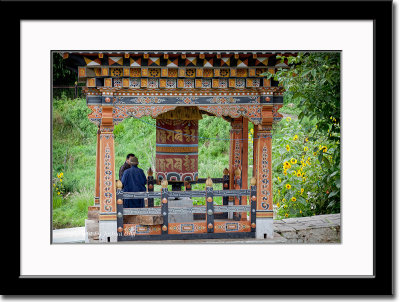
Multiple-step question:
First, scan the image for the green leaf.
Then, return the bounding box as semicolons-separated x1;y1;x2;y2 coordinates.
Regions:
328;191;338;198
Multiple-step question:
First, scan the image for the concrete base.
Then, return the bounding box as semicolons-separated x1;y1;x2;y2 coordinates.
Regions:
168;197;194;223
256;217;274;239
99;220;118;243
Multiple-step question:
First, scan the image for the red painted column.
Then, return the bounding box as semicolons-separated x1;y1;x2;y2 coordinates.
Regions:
94;127;101;207
98;102;118;242
255;107;274;239
228;117;249;220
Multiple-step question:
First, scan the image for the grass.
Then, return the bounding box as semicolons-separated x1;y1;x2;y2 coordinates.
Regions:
52;188;93;229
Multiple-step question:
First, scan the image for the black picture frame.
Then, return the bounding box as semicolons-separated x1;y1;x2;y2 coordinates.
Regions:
3;0;393;296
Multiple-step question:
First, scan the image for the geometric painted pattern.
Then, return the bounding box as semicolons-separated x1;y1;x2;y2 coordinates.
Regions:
219;78;228;88
129;78;141;88
148;79;159;89
236;78;245;88
113;78;122;87
166;79;177;88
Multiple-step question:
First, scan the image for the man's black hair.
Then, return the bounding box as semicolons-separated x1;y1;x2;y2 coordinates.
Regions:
126;153;135;159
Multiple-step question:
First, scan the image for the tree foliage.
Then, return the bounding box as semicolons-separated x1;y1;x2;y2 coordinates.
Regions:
52;52;77;85
267;52;341;214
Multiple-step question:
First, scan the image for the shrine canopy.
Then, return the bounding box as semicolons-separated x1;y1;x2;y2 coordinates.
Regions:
61;51;294;125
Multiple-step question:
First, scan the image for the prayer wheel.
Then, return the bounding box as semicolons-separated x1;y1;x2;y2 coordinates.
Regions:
155;107;202;182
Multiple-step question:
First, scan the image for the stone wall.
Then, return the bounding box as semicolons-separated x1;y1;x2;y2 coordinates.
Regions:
273;213;341;243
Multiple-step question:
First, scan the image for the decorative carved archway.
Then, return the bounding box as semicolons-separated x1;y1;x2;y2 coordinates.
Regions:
63;51;291;242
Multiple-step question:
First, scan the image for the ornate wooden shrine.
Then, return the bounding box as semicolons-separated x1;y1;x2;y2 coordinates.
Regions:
61;51;291;242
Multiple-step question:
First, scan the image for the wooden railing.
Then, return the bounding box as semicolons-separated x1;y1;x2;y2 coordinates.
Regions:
115;170;257;241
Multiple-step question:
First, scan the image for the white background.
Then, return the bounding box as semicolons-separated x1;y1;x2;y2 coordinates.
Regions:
13;3;397;299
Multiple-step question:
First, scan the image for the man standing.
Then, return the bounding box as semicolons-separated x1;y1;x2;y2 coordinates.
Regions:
119;153;135;180
121;156;147;208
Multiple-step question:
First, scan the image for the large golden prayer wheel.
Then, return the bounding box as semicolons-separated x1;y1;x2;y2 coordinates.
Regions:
155;107;202;182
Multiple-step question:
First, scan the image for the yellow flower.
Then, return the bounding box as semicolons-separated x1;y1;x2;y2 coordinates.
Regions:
277;177;281;183
313;152;317;156
305;137;309;142
60;172;63;177
300;210;302;214
285;184;291;190
286;144;290;151
282;198;286;202
285;213;289;217
286;117;291;122
283;170;287;176
297;170;302;177
302;177;306;182
277;202;280;208
290;158;297;164
301;188;304;194
293;135;298;141
292;171;296;175
304;146;308;151
283;161;291;169
60;179;62;182
284;204;288;209
322;146;328;152
291;197;296;202
57;192;60;195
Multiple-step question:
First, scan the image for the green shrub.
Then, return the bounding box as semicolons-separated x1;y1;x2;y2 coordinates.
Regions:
272;116;340;218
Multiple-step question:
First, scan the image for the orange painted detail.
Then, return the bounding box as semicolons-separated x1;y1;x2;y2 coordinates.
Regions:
101;67;108;76
104;78;112;87
256;212;273;218
87;78;96;87
79;67;86;77
99;214;117;221
122;78;130;88
123;224;161;236
214;221;251;233
168;222;207;234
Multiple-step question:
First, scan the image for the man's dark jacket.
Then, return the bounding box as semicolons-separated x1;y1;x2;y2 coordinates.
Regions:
119;162;131;180
121;165;147;208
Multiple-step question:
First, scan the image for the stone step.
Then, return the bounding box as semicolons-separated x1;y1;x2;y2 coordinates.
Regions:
85;219;99;242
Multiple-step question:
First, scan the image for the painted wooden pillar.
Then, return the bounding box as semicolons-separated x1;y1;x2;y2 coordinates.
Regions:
94;127;101;207
255;107;274;239
252;126;259;178
228;119;241;191
98;102;118;243
228;117;249;220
